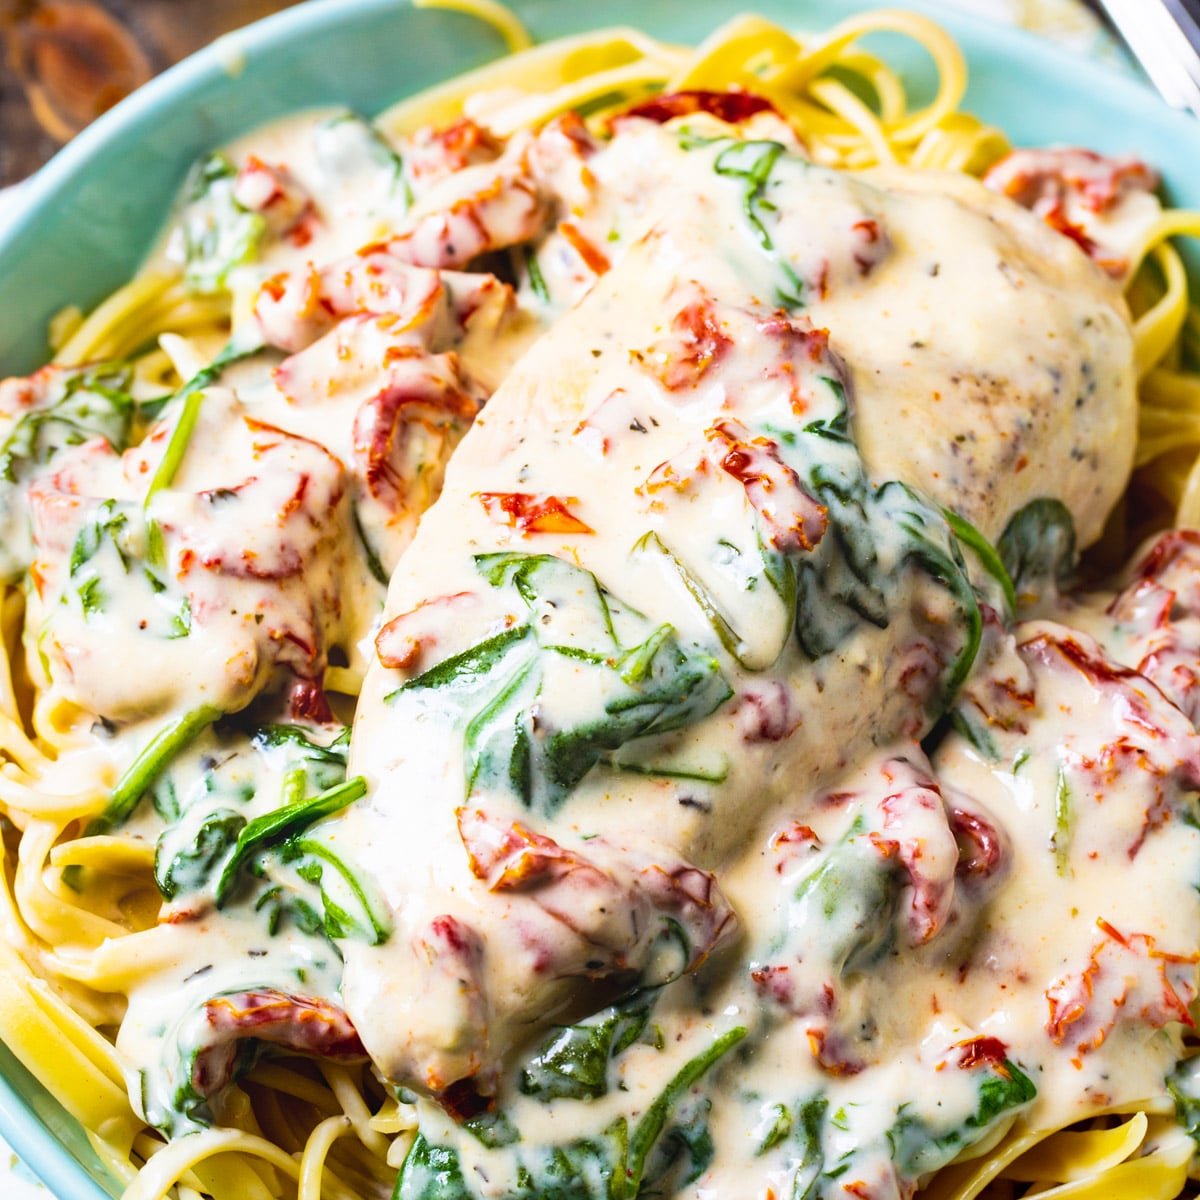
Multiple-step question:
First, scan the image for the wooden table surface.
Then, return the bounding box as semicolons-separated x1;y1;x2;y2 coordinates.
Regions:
0;0;301;185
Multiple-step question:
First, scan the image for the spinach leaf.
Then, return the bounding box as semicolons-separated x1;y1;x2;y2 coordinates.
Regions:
463;1110;520;1150
635;531;759;668
745;1078;1036;1200
76;575;105;617
753;1095;851;1198
604;755;728;784
789;1097;828;1200
68;498;132;618
520;1129;628;1200
142;1011;268;1138
520;991;655;1101
150;775;181;823
997;498;1077;603
623;1025;746;1196
525;248;551;305
880;481;982;705
395;1136;472;1200
154;808;245;900
143;342;262;569
800;462;887;642
214;776;367;906
178;151;266;293
143;377;210;570
802;377;851;443
254;884;324;937
167;597;192;639
145;720;373;939
146;720;340;832
287;836;392;945
887;1058;1035;1179
1053;764;1072;876
390;554;730;816
47;354;253;617
389;625;532;701
948;707;1000;762
394;1026;746;1200
708;137;805;306
353;503;390;585
756;1103;794;1155
713;140;786;252
642;1095;715;1190
1168;1057;1200;1148
765;373;982;714
0;364;134;487
315;111;413;207
66;493;196;635
252;723;350;796
253;723;350;760
675;127;724;152
90;704;222;834
788;817;900;975
941;507;1016;616
972;1065;1037;1124
141;1064;213;1140
70;498;130;574
702;141;988;715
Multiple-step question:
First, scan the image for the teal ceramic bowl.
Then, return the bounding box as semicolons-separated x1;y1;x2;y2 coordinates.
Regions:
2;0;1200;1195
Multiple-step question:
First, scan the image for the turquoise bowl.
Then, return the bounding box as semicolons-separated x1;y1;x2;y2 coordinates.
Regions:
2;0;1199;1195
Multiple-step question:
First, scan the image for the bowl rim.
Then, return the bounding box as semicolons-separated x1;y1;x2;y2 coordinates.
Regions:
0;1044;115;1200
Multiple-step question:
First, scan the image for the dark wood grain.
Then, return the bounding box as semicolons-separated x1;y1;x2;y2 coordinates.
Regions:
0;0;301;185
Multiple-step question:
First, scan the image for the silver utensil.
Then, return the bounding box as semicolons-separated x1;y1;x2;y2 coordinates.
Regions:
1086;0;1200;118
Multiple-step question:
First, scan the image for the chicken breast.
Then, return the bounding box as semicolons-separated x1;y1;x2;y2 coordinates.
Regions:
328;121;1136;1099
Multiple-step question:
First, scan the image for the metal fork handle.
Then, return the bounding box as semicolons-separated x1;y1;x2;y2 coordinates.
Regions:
1089;0;1200;117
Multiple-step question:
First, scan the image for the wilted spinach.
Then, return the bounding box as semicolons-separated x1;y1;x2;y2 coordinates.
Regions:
0;364;134;487
706;137;806;306
785;815;902;976
997;498;1077;604
887;1059;1035;1178
253;723;351;795
1168;1057;1200;1147
686;137;990;712
389;553;731;815
520;991;655;1102
144;720;384;942
287;835;392;945
155;808;245;901
214;776;366;905
177;152;266;293
394;1026;747;1200
315;111;413;207
713;140;786;251
752;371;982;714
91;703;222;834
